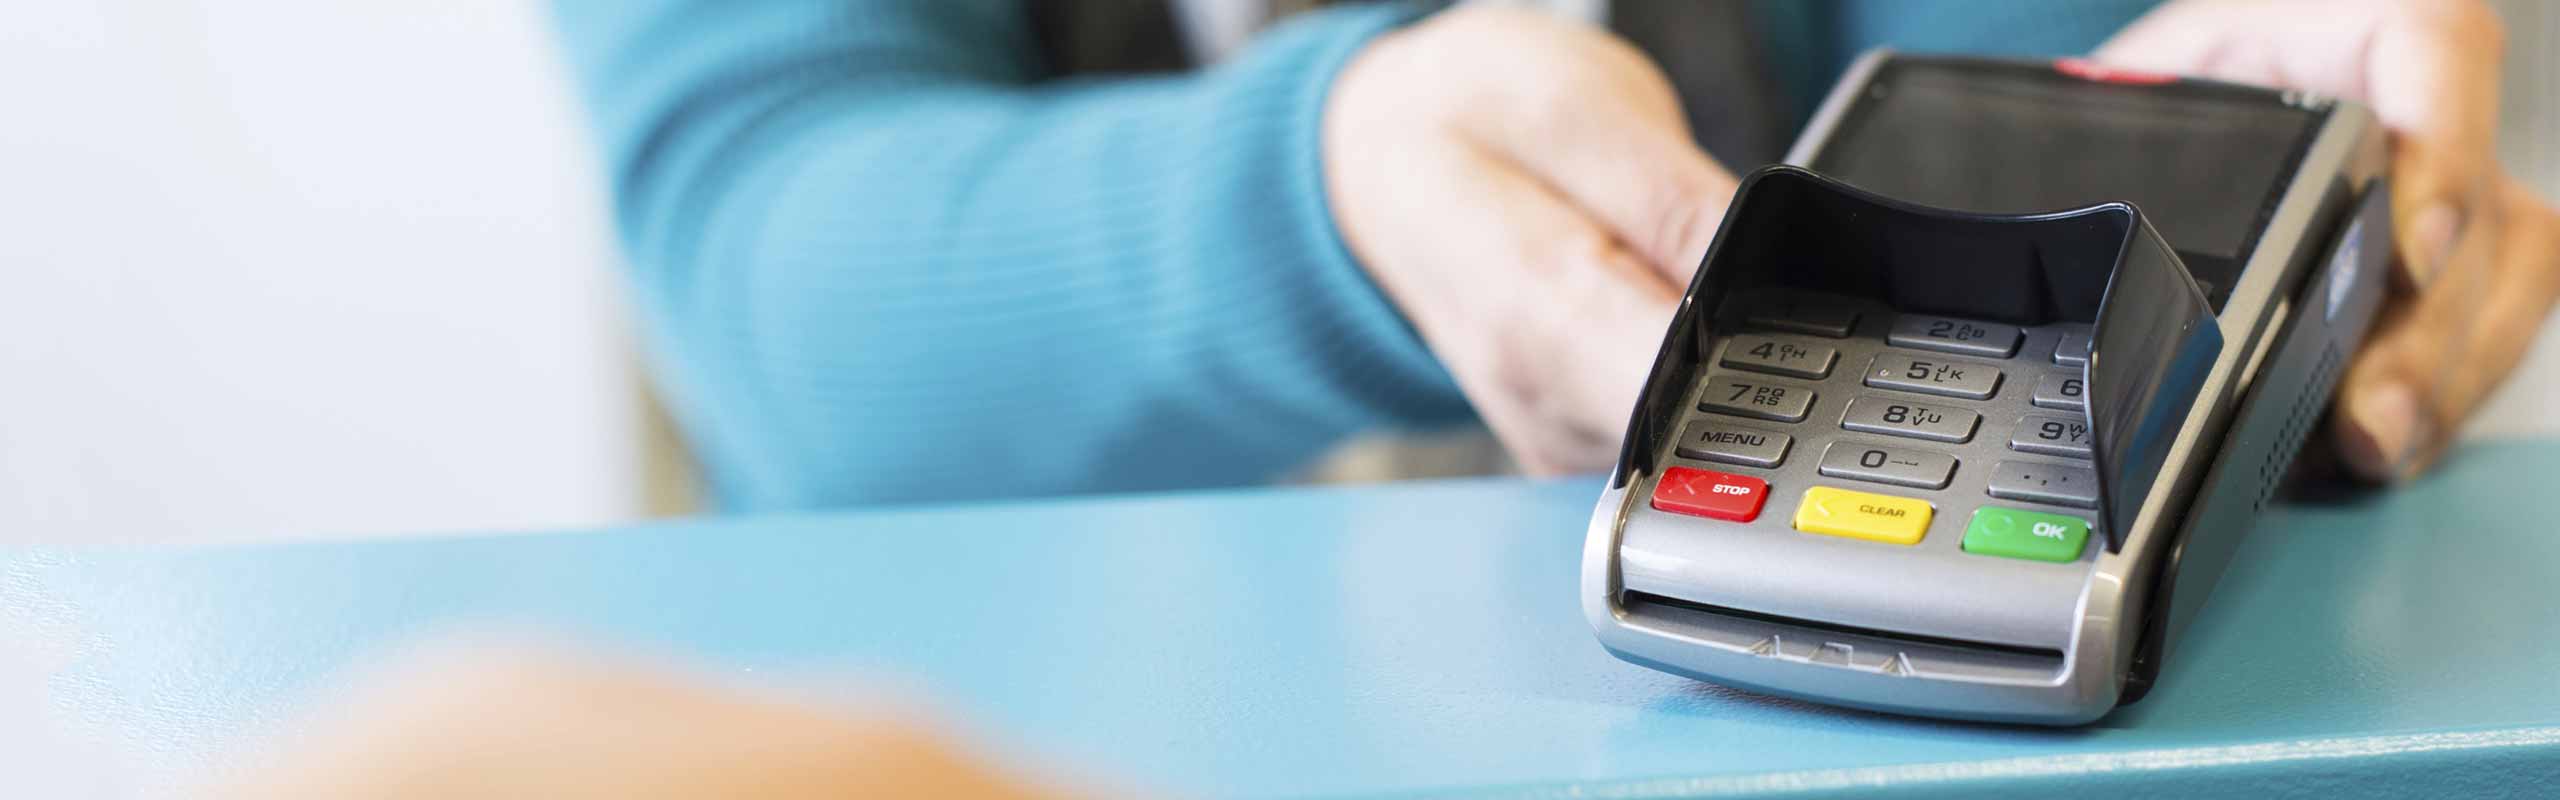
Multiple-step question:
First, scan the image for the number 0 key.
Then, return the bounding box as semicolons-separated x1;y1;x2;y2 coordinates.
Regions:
1817;441;1957;489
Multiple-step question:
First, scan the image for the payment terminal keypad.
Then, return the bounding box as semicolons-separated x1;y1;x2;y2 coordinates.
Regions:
1645;291;2103;564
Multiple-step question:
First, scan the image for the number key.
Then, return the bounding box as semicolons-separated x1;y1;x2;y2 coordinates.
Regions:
2053;331;2092;366
1863;353;2002;399
2032;373;2087;412
1741;291;1861;338
1817;441;1957;489
1888;314;2021;358
2008;413;2094;458
1839;396;1980;443
1699;377;1815;422
1721;334;1837;379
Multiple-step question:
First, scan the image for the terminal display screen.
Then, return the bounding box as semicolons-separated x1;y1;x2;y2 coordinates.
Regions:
1811;58;2325;310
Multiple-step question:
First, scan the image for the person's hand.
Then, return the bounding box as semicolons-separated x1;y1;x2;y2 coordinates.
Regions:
1325;6;1737;473
2097;0;2560;481
214;647;1074;799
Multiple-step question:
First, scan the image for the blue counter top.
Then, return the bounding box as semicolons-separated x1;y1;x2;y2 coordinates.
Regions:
9;441;2560;797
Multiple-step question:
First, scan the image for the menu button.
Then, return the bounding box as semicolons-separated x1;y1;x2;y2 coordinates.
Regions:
1675;421;1792;468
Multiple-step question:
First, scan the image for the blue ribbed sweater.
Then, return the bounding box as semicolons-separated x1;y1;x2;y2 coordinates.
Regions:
547;0;2149;510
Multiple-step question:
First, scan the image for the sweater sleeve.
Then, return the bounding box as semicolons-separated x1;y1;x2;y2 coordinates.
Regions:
546;1;1473;509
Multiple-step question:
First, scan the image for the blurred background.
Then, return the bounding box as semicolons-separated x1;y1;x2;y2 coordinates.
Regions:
3;3;632;544
4;1;2556;545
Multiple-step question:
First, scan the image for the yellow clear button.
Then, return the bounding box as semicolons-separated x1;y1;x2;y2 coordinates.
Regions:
1792;486;1934;545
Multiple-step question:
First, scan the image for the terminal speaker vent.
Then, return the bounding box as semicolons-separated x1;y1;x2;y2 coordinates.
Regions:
2254;341;2344;512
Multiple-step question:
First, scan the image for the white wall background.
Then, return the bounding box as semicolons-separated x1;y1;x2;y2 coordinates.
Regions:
0;2;2552;547
0;2;635;544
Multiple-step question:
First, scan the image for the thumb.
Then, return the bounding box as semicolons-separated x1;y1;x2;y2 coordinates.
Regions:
1473;108;1738;287
1443;16;1738;283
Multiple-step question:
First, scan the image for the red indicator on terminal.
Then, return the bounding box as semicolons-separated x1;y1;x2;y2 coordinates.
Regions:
2053;57;2177;85
1650;466;1769;522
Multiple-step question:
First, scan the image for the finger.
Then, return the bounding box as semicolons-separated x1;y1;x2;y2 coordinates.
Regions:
1480;111;1738;291
2097;0;2506;285
2371;0;2506;287
1446;24;1739;285
217;647;1071;799
2334;178;2560;480
1415;143;1683;473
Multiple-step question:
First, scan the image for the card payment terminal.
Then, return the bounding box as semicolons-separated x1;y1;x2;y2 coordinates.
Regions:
1580;53;2394;724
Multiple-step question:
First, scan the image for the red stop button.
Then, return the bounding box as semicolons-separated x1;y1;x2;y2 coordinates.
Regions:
1650;466;1769;522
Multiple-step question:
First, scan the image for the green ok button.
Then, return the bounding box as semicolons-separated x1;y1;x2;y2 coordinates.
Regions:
1962;506;2089;563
